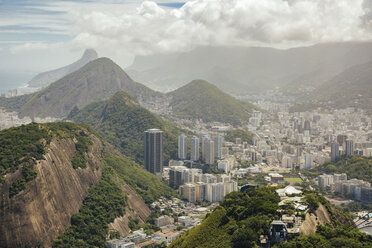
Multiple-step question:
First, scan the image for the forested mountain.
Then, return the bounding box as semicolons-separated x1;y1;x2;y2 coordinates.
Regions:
291;61;372;114
0;57;159;119
0;122;175;247
68;91;183;164
167;80;257;126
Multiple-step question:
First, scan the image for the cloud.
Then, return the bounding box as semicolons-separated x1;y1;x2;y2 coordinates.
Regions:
3;0;372;75
69;0;372;57
9;42;65;54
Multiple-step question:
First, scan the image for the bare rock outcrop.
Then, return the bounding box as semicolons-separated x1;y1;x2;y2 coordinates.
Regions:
300;203;331;235
0;134;105;248
108;184;151;235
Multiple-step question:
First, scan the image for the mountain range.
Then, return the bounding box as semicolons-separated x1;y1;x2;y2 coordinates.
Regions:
127;42;372;94
291;60;372;114
0;58;259;126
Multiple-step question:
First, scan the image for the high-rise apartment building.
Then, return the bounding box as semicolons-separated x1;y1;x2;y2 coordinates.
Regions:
331;142;339;162
214;135;222;159
205;140;215;165
201;135;210;161
345;139;354;157
144;129;163;177
178;134;187;160
190;136;200;161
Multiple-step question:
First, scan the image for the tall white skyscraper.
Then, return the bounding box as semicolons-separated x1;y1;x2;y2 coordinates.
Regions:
190;136;200;161
178;134;187;160
214;135;222;159
205;140;215;165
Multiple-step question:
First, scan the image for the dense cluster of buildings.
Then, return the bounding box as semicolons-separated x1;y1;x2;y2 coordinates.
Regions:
177;134;223;164
0;108;60;130
167;165;237;202
225;107;372;173
318;173;372;203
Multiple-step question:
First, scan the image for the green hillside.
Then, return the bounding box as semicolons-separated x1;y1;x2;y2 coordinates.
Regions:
305;155;372;184
169;187;369;248
291;61;372;114
0;122;175;247
168;80;257;126
3;57;158;118
169;187;281;248
53;150;176;248
278;224;372;248
0;122;96;196
69;91;184;164
224;129;253;144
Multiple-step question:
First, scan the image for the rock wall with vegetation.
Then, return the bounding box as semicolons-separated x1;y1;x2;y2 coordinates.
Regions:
0;123;105;248
0;122;176;248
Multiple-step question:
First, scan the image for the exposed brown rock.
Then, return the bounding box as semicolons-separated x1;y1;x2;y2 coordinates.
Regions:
300;203;331;235
0;134;105;248
108;184;151;235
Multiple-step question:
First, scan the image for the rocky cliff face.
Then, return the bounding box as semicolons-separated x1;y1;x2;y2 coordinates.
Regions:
0;134;105;248
108;184;151;235
300;203;331;235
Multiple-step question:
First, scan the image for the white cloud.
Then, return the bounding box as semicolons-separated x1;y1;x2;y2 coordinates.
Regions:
67;0;372;60
10;42;65;54
3;0;372;75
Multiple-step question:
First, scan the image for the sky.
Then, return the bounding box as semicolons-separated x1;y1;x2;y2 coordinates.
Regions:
0;0;372;92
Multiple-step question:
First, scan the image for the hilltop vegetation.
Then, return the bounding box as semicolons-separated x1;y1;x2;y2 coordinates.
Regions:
103;152;176;204
69;91;184;164
168;80;257;126
278;224;372;248
170;186;362;248
305;155;372;184
291;61;372;114
0;122;94;197
169;187;280;248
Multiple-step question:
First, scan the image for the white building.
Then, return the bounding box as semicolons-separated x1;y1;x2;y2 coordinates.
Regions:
178;134;187;160
190;136;200;161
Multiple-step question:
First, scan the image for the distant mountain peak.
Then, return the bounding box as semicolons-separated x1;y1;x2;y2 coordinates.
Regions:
81;49;98;60
27;49;99;89
168;79;258;126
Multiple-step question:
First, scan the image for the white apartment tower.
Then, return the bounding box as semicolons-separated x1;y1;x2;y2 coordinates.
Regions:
178;134;187;160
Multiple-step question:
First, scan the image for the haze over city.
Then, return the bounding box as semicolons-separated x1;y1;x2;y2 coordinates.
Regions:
1;1;372;248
